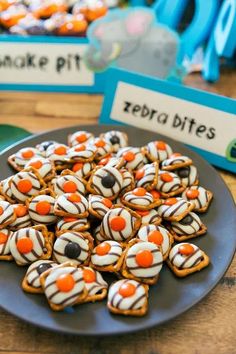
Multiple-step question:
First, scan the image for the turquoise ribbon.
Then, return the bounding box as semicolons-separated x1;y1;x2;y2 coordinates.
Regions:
0;125;32;152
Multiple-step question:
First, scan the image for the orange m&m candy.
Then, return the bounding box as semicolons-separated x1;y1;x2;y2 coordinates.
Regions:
123;151;135;162
161;173;173;182
63;217;78;222
0;206;3;215
36;201;51;215
98;156;112;166
29;160;43;169
136;210;149;216
135;249;153;268
119;282;136;298
171;153;182;158
72;162;83;172
110;216;126;231
54;146;67;155
56;273;75;292
63;181;77;193
22;149;34;159
76;133;87;143
16;237;33;254
102;198;112;208
17;179;32;193
0;232;8;245
148;230;163;246
179;244;195;256
155;141;166;150
14;205;27;217
164;198;177;206
150;190;161;199
96;242;111;256
75;144;85;152
83;268;96;283
186;189;199;199
95;139;106;148
67;193;81;203
135;169;145;180
133;187;146;196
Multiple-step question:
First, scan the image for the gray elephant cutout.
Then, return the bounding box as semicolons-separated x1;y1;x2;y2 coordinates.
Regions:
84;9;180;79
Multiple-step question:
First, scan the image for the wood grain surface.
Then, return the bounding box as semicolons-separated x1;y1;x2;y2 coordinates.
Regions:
0;71;235;354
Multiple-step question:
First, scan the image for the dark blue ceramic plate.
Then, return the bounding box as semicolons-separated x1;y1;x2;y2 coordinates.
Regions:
0;125;235;336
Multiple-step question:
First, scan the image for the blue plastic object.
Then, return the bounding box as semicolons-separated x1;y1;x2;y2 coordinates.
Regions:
203;35;220;82
214;0;236;57
152;0;189;29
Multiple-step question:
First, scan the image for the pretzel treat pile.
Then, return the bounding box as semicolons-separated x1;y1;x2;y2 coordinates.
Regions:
0;130;212;316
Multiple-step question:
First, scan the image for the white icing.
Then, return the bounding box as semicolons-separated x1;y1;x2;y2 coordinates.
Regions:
55;193;88;216
69;131;94;147
123;190;153;206
93;225;106;242
100;207;135;241
9;227;45;265
138;209;160;225
157;198;190;218
170;212;202;235
89;194;112;218
108;279;146;310
53;231;89;265
117;147;144;170
67;145;96;161
177;165;198;186
182;186;210;210
135;163;157;189
26;260;58;288
72;161;94;179
102;130;128;152
169;243;203;269
91;241;122;266
137;225;170;254
126;241;163;278
14;147;42;168
91;166;123;198
162;155;192;167
10;171;42;202
90;138;113;160
120;169;134;194
25;157;54;180
82;267;108;295
45;143;69;164
0;201;15;227
57;217;88;231
52;174;86;196
0;229;12;255
44;266;85;307
146;141;173;162
1;177;15;201
10;204;31;229
28;194;57;224
157;170;182;193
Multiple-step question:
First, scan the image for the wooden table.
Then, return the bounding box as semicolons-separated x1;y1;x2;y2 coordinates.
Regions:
0;71;235;354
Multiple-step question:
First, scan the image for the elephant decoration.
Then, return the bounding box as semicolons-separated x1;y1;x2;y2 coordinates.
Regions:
84;8;184;80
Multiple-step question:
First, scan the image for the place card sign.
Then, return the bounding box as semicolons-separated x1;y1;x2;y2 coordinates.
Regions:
100;68;236;173
0;36;105;93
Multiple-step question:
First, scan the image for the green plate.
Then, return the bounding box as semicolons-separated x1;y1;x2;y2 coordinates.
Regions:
0;125;32;151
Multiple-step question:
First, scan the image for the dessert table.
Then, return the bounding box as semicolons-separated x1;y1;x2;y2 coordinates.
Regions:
0;70;235;354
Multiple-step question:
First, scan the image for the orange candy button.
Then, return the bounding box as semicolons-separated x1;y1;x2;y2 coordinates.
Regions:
119;283;136;298
15;205;27;217
17;179;33;193
54;146;67;155
123;151;135;162
72;162;83;172
96;242;111;256
16;237;33;254
75;144;86;152
76;133;87;143
135;249;153;268
83;268;96;283
135;169;145;180
56;273;75;292
161;173;173;182
136;210;149;216
63;217;78;222
155;141;166;150
22;149;34;159
0;232;8;245
67;193;81;203
179;244;195;256
102;198;112;208
186;189;199;199
36;201;51;215
171;153;182;158
95;139;106;148
164;198;177;206
0;206;3;215
148;230;163;246
63;181;77;193
110;216;126;231
98;156;111;166
29;160;43;169
150;190;161;199
133;187;146;196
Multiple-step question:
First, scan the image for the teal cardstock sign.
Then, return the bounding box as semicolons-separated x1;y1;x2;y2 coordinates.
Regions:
99;68;236;173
